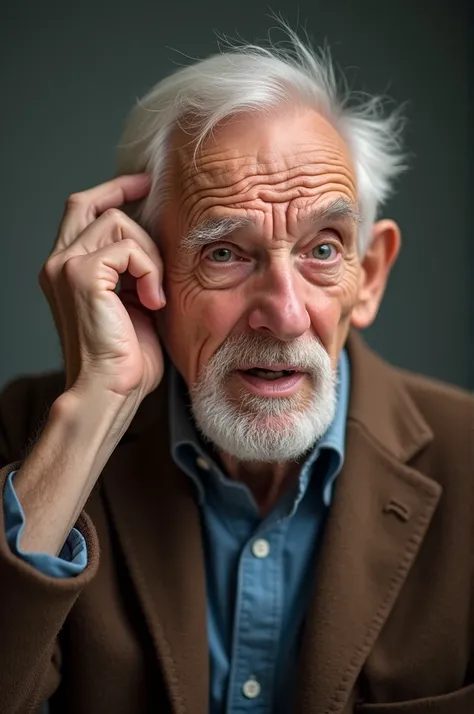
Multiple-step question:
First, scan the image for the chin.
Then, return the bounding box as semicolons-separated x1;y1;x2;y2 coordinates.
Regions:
192;392;335;464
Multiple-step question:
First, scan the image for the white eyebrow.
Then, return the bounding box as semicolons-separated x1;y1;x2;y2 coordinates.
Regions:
179;216;254;255
305;197;361;226
179;198;360;256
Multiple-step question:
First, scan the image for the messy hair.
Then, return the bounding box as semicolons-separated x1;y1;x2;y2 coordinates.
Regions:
116;24;406;253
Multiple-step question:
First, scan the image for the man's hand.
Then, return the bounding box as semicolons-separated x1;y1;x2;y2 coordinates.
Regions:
39;174;165;400
10;175;167;556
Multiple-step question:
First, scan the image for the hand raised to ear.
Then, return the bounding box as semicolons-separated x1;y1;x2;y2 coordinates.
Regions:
39;174;166;399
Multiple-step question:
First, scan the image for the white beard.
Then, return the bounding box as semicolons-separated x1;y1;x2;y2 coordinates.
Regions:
190;334;337;463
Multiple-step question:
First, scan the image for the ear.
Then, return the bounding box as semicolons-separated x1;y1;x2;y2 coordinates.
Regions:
350;219;401;329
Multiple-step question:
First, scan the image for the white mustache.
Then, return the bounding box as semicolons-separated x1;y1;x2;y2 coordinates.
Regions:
199;334;330;382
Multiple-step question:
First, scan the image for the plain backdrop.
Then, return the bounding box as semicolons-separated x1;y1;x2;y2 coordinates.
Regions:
1;0;472;389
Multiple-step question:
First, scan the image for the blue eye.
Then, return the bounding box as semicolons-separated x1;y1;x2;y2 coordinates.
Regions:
311;243;336;260
209;248;234;263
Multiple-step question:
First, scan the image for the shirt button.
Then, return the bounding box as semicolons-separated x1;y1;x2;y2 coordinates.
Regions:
196;456;210;471
252;538;270;558
242;677;261;699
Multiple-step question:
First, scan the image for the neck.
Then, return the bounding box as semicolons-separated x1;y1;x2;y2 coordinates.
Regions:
218;452;301;516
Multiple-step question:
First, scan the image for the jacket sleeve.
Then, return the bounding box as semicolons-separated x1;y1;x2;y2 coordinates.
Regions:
0;375;100;714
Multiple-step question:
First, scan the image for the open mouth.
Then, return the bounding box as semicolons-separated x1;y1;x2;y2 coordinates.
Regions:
234;366;305;396
241;368;297;381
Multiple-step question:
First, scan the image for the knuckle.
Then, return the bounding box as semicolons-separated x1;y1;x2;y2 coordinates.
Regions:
61;255;82;282
103;207;124;223
66;192;84;209
41;256;59;282
121;237;139;252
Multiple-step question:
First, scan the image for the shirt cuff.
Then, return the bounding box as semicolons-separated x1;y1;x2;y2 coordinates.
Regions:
3;470;87;577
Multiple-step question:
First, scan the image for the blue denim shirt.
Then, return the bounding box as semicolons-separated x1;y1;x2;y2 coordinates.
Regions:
169;350;349;713
3;349;349;713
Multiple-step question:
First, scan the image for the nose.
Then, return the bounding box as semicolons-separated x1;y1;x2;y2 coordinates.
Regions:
247;262;311;341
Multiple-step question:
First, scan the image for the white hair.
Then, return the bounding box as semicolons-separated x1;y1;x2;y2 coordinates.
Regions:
116;25;406;253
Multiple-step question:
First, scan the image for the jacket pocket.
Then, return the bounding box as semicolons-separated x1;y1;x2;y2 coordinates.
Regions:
355;683;474;713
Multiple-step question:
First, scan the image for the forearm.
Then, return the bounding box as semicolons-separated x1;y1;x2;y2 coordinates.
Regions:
13;385;139;556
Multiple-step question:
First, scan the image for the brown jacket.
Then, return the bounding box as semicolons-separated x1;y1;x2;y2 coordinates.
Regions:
0;332;473;714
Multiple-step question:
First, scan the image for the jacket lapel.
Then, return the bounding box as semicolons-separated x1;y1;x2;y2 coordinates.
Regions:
101;379;208;714
295;333;443;714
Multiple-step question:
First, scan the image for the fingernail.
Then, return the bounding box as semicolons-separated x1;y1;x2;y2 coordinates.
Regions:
159;287;166;304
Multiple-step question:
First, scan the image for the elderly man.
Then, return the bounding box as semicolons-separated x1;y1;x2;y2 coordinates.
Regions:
0;28;473;714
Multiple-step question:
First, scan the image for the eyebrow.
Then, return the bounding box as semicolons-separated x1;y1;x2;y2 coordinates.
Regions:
179;197;360;255
309;197;361;226
179;216;254;255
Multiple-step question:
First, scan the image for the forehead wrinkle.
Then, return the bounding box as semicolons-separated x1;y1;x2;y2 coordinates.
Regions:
179;168;355;217
182;139;350;164
179;147;352;189
180;160;355;203
178;165;357;230
172;131;357;235
177;177;357;242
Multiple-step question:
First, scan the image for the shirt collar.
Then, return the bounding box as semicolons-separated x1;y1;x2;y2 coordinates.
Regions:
169;348;350;510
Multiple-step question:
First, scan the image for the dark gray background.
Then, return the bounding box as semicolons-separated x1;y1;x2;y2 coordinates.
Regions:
1;0;472;389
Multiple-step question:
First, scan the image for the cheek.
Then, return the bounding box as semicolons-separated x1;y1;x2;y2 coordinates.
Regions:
307;262;360;354
307;290;341;348
159;273;246;384
338;262;361;318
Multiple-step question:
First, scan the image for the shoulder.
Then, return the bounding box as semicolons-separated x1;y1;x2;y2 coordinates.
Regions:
387;365;473;499
346;332;472;462
392;365;473;440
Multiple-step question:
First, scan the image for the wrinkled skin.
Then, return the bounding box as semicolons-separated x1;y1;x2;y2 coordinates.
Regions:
156;106;400;502
158;107;398;388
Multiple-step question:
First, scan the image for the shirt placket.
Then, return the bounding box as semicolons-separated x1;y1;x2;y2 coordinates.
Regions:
226;519;289;713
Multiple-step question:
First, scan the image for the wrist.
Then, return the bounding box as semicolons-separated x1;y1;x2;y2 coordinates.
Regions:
52;384;140;452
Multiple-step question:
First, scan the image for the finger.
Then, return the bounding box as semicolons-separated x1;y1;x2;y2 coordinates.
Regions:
84;214;166;309
61;207;163;272
67;239;164;311
119;265;167;306
45;209;165;309
119;262;167;310
121;247;163;312
55;174;151;251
